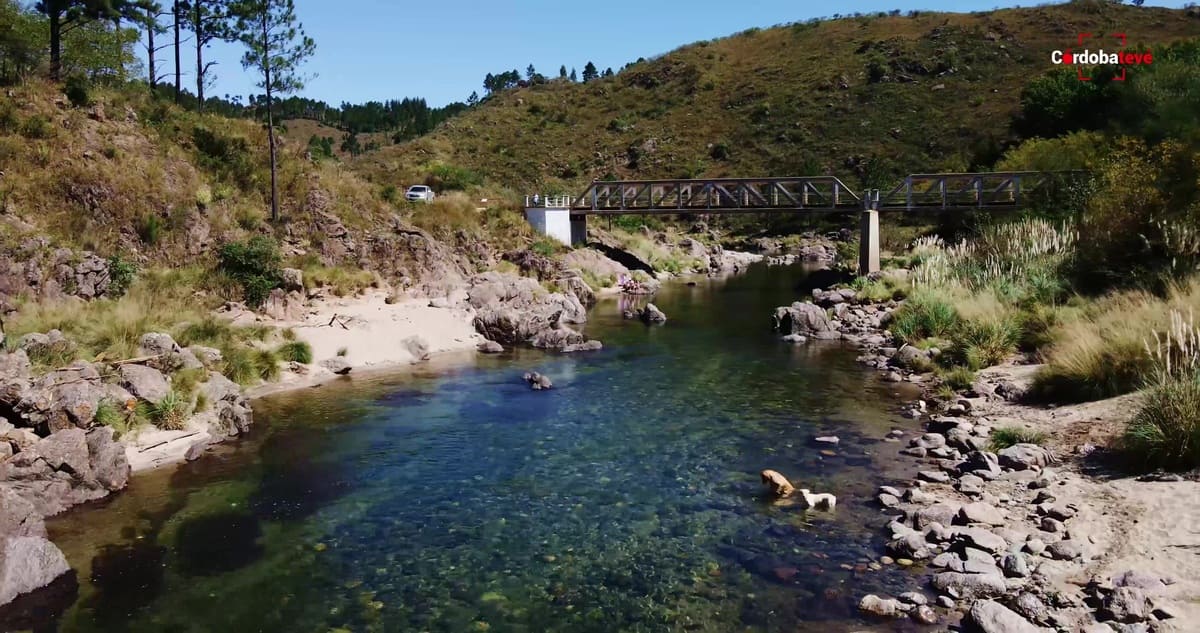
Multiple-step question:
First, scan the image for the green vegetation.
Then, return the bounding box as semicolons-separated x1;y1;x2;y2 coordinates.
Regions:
146;390;189;431
276;340;313;364
217;236;283;308
1124;375;1200;472
988;427;1048;452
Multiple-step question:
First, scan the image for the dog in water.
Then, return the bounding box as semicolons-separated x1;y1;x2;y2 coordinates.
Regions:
760;469;795;497
798;488;837;510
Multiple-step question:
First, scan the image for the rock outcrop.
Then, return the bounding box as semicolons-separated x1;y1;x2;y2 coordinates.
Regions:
467;272;602;353
0;489;71;606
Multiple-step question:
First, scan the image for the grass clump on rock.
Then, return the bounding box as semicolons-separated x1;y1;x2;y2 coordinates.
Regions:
988;427;1048;451
1121;309;1200;471
276;340;313;364
146;390;189;431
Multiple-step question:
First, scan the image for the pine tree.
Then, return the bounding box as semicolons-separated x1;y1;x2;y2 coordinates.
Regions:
582;61;598;82
569;67;577;82
467;91;479;106
181;0;235;110
525;63;535;80
36;0;143;80
603;67;614;77
137;1;172;91
558;65;566;79
231;0;315;222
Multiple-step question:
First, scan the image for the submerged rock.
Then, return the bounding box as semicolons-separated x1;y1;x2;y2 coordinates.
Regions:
476;340;504;354
523;372;553;391
858;594;906;618
638;303;667;324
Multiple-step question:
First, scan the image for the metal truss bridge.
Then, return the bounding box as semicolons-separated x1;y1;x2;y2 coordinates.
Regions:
524;172;1080;215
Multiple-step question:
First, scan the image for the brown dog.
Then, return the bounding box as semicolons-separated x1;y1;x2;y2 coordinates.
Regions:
760;469;795;497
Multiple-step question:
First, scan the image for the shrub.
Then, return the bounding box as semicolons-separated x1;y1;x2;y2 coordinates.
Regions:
1123;374;1200;471
381;184;398;203
426;164;482;191
64;75;92;107
94;399;136;436
147;390;189;430
531;237;560;258
20;115;52;139
888;291;961;343
940;366;977;391
336;347;348;357
138;213;164;245
172;367;208;398
217;236;283;308
254;348;281;381
192;125;256;188
106;255;138;298
221;346;258;386
302;265;375;297
989;426;1049;451
948;316;1022;370
276;340;313;364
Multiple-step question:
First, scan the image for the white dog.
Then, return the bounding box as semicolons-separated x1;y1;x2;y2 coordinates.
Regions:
798;488;837;510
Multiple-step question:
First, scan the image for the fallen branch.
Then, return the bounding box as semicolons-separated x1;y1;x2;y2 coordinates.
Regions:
137;431;201;453
109;354;161;366
326;314;349;330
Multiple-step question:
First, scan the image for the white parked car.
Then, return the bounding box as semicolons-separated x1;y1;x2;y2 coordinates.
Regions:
405;185;435;202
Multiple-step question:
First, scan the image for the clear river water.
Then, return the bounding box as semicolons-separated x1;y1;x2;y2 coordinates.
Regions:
15;263;929;632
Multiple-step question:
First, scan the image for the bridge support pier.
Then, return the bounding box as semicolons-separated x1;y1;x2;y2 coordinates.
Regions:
524;207;586;246
859;209;880;275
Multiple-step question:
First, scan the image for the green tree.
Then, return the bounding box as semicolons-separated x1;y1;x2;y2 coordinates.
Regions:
231;0;315;222
525;63;535;80
339;130;360;156
61;17;140;80
582;61;597;82
467;90;478;106
35;0;143;80
558;64;566;79
0;0;45;83
569;67;577;82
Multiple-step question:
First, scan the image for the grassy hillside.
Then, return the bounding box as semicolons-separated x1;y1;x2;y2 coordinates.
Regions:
353;1;1200;197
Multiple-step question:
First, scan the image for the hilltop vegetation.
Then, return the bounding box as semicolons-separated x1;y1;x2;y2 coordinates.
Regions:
354;1;1200;196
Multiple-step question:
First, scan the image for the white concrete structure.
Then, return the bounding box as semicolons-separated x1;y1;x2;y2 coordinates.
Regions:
524;207;574;246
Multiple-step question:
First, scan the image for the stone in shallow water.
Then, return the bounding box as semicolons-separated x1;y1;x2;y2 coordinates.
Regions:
858;594;905;618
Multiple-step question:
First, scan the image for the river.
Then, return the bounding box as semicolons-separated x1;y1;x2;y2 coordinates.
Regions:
20;263;927;632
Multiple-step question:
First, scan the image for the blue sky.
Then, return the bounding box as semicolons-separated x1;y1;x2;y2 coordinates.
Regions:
162;0;1191;108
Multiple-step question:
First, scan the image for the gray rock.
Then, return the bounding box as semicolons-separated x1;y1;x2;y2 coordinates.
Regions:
773;302;833;335
878;493;901;508
1102;586;1151;623
957;474;986;496
918;470;951;484
523;372;553;391
281;268;304;291
884;371;904;382
1039;517;1065;533
879;485;903;497
814;436;839;445
1112;570;1167;594
32;429;91;479
118;364;170;404
638;303;667;324
781;333;807;343
1002;552;1031;578
0;536;71;605
0;488;45;539
931;552;963;571
894;345;931;370
1024;538;1047;555
898;591;928;606
912;433;947;450
998;443;1053;470
187;345;223;368
85;426;129;492
1046;539;1083;561
1013;592;1049;623
963;558;1003;576
403;335;431;361
858;594;905;618
888;533;931;560
952;526;1008;554
1037;502;1076;521
138;332;181;357
321;357;352;375
914;502;960;529
965;599;1044;633
904;487;936;504
184;439;210;462
960;451;1003;480
477;340;504;354
911;605;938;625
958;502;1006;526
900;447;927;458
936;595;955;609
932;572;1006;599
14;363;105;431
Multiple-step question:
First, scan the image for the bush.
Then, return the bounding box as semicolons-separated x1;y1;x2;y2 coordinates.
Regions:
138;213;164;245
20;115;52;139
64;75;91;107
221;346;258;386
426;164;482;191
147;390;189;430
276;340;312;364
1123;374;1200;471
989;427;1049;451
254;348;280;381
940;366;977;391
94;399;135;436
217;236;283;308
888;291;961;343
531;237;560;258
948;316;1022;370
106;255;137;297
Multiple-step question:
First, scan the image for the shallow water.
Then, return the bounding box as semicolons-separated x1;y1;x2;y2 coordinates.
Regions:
19;264;929;632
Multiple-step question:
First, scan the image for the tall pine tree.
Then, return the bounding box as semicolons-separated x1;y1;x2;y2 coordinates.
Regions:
231;0;314;221
181;0;234;110
36;0;144;80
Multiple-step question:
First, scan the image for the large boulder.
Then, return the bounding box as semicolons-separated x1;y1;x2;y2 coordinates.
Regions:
639;303;667;324
932;572;1007;600
118;364;170;405
199;372;252;437
85;427;129;492
0;427;129;517
138;332;181;357
0;535;71;606
964;599;1047;633
14;363;105;432
469;272;601;352
998;444;1053;470
0;488;45;540
772;302;833;336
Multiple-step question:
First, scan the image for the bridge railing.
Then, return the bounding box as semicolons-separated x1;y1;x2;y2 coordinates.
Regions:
568;176;861;214
878;171;1087;210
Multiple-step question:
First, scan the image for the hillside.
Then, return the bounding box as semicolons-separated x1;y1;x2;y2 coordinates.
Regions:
352;1;1200;196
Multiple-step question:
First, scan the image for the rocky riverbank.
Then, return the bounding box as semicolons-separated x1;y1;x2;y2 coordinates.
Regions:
770;274;1198;632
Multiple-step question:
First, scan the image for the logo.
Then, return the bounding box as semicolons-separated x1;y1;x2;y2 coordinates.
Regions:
1050;33;1153;81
